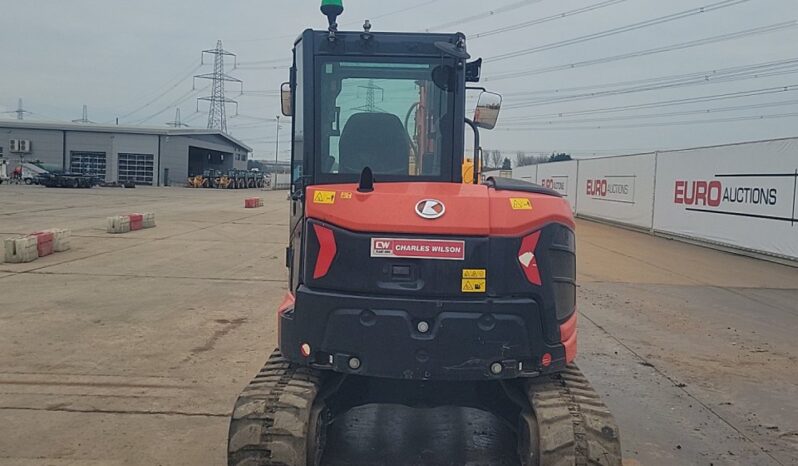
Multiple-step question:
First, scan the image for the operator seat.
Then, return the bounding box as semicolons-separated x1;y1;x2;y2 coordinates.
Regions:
339;112;410;175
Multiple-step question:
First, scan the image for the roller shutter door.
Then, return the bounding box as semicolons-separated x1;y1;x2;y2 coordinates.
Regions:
118;153;154;185
70;151;107;178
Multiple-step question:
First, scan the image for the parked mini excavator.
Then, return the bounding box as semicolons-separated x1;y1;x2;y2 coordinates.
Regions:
228;2;622;465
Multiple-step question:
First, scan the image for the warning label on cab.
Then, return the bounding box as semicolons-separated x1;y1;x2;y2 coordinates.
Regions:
370;238;465;260
313;191;336;204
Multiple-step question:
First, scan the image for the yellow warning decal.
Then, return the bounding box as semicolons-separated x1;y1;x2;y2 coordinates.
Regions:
340;192;353;200
462;269;486;279
510;198;533;210
462;278;487;293
313;191;336;204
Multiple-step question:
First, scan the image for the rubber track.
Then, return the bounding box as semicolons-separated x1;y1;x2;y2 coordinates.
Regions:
526;364;622;466
228;349;324;466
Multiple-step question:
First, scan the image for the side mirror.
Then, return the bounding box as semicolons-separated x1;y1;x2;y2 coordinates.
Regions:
281;82;293;117
473;91;502;130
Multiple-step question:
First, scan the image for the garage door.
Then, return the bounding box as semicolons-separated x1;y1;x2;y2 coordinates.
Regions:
118;153;154;185
70;151;107;178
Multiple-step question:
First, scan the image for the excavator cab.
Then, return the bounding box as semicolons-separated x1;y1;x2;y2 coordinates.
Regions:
227;2;621;465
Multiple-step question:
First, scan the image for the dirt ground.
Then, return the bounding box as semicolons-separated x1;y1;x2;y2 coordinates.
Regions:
0;184;796;466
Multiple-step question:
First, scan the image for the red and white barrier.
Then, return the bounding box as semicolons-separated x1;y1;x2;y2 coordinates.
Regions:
245;197;264;208
129;213;144;231
3;227;73;264
107;212;156;234
30;231;55;257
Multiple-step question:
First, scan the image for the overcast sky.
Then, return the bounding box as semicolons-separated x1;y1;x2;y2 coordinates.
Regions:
2;0;797;160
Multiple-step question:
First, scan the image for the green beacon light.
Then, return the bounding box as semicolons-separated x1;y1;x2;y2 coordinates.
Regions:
321;0;344;29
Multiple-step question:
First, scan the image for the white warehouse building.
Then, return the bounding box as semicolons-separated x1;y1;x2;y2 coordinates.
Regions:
0;120;252;186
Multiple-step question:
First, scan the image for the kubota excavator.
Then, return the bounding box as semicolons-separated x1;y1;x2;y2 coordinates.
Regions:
228;2;622;464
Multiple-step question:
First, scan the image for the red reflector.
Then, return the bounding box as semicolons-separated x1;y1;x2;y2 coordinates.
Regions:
518;231;542;285
560;313;578;364
560;312;577;342
541;353;552;367
313;224;337;279
277;292;295;316
300;343;311;357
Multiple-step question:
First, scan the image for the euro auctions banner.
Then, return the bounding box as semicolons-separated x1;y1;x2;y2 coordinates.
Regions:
654;138;798;259
536;160;578;213
576;153;656;229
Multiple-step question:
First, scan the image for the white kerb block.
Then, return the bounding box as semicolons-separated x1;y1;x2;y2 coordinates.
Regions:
47;228;72;252
142;212;156;229
107;216;131;234
4;236;39;263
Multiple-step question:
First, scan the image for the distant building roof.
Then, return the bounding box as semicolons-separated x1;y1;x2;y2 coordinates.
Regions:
0;119;252;152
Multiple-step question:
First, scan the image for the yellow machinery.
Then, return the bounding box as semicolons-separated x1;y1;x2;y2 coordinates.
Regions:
186;175;205;188
218;175;233;189
461;156;482;184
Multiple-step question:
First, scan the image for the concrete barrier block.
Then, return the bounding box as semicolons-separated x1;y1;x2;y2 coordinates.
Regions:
245;198;263;208
128;213;144;231
48;229;72;252
142;212;156;229
30;231;55;257
4;236;39;263
107;216;131;234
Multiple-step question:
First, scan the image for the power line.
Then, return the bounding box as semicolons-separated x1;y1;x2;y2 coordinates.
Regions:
182;111;205;125
496;111;798;131
485;21;798;81
229;0;443;43
236;58;290;66
115;62;203;122
240;91;280;96
425;0;544;31
503;57;798;98
502;99;798;126
136;85;209;124
235;64;290;71
485;0;752;63
485;147;664;155
503;84;798;116
470;0;628;40
228;123;277;130
503;62;798;108
232;114;280;122
364;0;443;24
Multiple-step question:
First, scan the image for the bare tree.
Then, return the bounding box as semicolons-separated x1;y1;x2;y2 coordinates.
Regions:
490;150;502;169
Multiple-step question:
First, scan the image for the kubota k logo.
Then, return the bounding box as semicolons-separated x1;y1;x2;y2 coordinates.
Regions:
415;199;445;219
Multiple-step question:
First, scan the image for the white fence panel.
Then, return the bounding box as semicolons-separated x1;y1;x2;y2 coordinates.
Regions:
536;161;578;212
270;173;291;190
653;138;798;260
575;153;656;229
513;165;538;184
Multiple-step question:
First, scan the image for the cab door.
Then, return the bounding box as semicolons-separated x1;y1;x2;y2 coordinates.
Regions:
288;38;310;292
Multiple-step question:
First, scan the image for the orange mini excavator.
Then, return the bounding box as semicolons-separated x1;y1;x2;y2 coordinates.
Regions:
227;2;621;465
